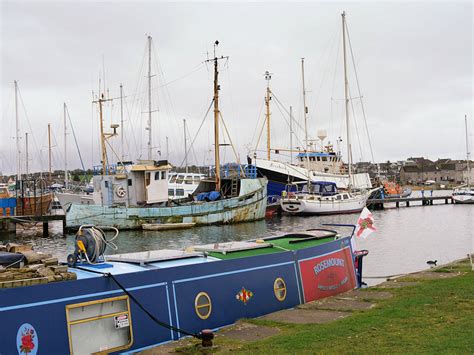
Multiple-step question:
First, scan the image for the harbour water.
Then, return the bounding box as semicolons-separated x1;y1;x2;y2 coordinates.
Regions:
1;191;472;286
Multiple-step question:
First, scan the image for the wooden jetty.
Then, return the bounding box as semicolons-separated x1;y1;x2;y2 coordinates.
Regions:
368;196;453;210
0;214;66;236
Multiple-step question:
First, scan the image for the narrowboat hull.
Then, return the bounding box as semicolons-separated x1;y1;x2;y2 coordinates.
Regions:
0;236;360;354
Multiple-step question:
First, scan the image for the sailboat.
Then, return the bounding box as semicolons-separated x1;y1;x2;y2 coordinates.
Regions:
281;12;374;216
452;115;473;204
64;40;267;230
0;81;53;216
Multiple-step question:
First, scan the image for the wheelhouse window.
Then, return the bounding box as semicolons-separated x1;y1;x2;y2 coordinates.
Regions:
168;189;175;196
176;189;184;196
169;175;177;183
154;172;160;180
185;176;193;184
161;171;166;180
127;179;132;186
176;175;185;184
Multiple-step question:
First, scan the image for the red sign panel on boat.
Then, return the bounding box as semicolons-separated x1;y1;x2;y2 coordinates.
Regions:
299;247;357;302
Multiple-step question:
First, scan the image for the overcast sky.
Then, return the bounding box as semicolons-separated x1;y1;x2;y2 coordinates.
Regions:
1;0;472;175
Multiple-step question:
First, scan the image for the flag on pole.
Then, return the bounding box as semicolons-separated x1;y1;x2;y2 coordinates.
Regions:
355;207;376;239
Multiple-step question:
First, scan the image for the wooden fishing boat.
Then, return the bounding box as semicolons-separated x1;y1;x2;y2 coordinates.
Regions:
65;40;267;230
0;224;368;354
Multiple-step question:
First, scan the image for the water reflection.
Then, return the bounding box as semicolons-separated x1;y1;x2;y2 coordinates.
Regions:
1;197;472;285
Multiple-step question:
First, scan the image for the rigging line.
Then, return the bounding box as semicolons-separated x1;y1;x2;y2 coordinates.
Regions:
253;107;267;154
311;25;342;120
249;98;265;152
65;105;86;172
179;99;214;168
271;92;306;133
17;85;45;172
219;111;247;177
346;20;375;163
271;92;306;148
122;87;140;161
348;86;364;162
273;96;306;149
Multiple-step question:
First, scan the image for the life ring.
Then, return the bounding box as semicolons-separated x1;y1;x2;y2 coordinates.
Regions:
115;186;127;198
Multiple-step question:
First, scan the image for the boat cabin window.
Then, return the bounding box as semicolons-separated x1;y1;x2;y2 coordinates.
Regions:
104;181;109;188
310;157;315;161
336;195;342;200
176;188;184;196
322;156;327;161
65;295;133;354
193;176;201;183
168;189;175;196
128;179;133;186
161;171;166;180
317;157;321;161
154;172;160;180
195;292;212;320
176;175;185;184
343;194;349;200
185;176;193;184
169;175;177;183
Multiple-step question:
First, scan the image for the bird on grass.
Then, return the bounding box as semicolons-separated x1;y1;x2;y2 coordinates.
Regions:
426;260;437;267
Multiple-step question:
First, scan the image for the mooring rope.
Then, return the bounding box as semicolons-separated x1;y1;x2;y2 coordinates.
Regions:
72;265;202;339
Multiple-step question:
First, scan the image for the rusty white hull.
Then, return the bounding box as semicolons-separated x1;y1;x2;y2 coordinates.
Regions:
66;178;267;230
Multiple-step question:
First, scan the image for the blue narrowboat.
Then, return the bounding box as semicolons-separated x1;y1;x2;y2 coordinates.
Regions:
0;225;367;354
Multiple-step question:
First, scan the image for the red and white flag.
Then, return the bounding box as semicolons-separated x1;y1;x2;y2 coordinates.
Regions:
355;207;376;239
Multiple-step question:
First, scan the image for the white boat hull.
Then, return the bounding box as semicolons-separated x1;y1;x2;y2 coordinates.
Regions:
281;193;368;215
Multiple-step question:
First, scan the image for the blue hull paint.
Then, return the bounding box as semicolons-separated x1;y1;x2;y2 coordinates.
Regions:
0;237;358;354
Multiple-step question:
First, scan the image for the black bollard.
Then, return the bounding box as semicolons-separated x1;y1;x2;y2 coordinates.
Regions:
200;329;214;347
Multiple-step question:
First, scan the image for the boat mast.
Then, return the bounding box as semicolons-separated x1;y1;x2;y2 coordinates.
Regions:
120;83;124;162
301;58;309;153
205;40;228;192
64;103;68;188
25;132;29;177
465;114;471;187
342;11;352;189
264;71;272;160
14;80;21;182
147;35;153;160
48;123;52;181
98;96;107;174
184;118;188;173
290;106;293;166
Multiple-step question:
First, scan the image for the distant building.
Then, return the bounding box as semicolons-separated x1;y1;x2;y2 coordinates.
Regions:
399;157;473;184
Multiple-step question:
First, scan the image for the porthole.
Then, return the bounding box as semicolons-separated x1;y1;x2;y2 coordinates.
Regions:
274;277;287;301
195;292;212;320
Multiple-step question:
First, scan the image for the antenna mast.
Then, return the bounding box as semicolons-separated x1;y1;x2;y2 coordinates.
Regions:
342;11;352;189
14;81;21;181
120;84;124;162
301;58;309;152
184;118;188;173
264;71;272;160
147;35;153;160
204;41;228;192
25;132;29;177
289;106;293;165
48;123;52;181
64;103;68;188
465;114;471;187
